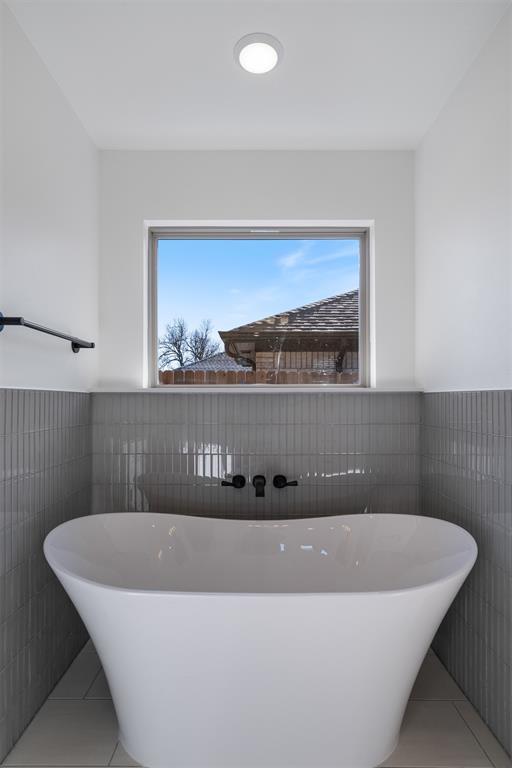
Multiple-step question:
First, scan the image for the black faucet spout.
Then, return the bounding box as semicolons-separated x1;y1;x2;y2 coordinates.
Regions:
252;475;266;498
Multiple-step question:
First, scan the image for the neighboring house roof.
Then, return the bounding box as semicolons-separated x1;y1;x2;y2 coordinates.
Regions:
219;289;359;338
175;352;249;372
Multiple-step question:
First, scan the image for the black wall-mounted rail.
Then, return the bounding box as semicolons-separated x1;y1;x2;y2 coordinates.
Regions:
0;312;95;353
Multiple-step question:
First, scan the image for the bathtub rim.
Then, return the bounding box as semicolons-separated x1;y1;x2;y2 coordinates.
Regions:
44;512;478;599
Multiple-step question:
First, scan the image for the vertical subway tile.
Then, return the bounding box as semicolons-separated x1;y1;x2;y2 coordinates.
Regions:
91;390;421;522
0;389;90;761
422;389;511;754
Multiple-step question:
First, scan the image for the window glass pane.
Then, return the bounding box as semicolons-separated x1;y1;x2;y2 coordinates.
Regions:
156;237;361;385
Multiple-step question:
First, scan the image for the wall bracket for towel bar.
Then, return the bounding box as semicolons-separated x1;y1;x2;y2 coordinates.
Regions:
0;312;95;353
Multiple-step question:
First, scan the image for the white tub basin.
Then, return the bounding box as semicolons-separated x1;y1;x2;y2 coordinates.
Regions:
44;512;477;768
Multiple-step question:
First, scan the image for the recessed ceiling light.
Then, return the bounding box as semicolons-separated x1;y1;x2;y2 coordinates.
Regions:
235;33;282;74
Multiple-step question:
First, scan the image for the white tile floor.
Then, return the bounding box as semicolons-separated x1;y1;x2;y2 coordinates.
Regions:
3;643;511;768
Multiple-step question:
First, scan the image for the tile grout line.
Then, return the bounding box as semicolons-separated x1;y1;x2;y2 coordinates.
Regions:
107;740;120;767
84;669;103;700
410;697;467;702
451;700;501;768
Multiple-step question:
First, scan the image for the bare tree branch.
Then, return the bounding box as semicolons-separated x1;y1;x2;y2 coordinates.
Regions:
158;318;220;369
158;317;189;369
186;319;220;362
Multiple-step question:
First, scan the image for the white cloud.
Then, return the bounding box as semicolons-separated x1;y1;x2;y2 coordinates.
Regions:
278;241;359;270
307;247;359;265
277;241;311;269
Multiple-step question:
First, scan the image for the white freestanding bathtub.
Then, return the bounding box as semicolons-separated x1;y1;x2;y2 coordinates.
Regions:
44;513;476;768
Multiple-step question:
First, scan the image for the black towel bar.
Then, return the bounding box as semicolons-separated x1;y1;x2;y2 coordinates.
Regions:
0;312;95;353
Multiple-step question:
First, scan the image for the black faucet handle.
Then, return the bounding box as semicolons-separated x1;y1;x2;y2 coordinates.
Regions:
221;475;246;489
273;474;298;489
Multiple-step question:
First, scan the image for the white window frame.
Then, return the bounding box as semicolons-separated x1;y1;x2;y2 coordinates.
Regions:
148;222;372;390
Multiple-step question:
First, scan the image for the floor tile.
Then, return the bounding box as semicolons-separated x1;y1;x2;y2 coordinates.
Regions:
411;653;466;701
454;702;512;768
109;743;140;767
2;700;118;766
4;645;508;768
381;701;492;767
82;639;97;654
86;670;111;700
50;646;101;699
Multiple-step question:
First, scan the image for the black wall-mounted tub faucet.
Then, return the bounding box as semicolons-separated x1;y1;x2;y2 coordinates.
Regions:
252;475;266;498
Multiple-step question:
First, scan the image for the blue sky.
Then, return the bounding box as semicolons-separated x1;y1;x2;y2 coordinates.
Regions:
157;238;360;342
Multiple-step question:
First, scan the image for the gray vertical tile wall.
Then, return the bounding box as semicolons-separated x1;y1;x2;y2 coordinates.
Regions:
2;388;510;759
0;389;91;760
91;392;421;519
421;391;512;755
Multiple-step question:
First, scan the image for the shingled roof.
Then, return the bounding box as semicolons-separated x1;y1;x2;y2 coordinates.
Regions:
220;289;359;337
175;352;249;372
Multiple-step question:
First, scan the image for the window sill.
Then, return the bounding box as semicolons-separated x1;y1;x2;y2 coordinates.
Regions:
91;386;422;394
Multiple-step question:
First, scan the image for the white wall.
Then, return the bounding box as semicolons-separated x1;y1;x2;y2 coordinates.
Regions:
99;150;415;388
415;10;512;391
0;3;99;390
2;1;510;394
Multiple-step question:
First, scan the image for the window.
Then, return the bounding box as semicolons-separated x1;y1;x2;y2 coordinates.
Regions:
149;227;369;387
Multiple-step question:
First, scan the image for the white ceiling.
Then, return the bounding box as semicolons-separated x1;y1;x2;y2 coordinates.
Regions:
7;0;511;150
